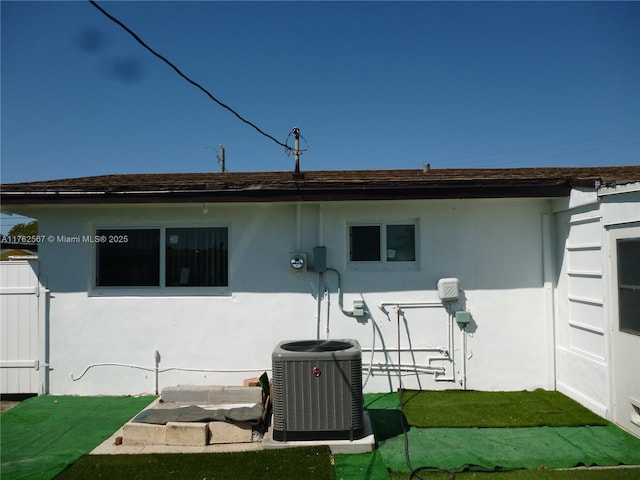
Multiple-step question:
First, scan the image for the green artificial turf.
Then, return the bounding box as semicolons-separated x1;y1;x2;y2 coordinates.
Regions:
362;390;640;478
400;389;607;428
365;392;402;410
1;395;156;480
54;447;333;480
377;423;640;472
389;467;640;480
3;391;637;480
334;450;391;480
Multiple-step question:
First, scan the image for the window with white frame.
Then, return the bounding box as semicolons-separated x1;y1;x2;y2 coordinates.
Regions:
348;222;417;267
617;238;640;336
95;227;228;290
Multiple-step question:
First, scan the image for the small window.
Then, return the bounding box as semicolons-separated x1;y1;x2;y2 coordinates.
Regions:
349;222;417;267
96;229;160;287
618;238;640;336
166;227;228;287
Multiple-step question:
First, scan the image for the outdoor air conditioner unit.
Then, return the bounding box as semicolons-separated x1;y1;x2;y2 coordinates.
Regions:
272;339;364;441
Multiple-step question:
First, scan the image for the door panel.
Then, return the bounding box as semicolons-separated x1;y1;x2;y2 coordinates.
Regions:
609;226;640;438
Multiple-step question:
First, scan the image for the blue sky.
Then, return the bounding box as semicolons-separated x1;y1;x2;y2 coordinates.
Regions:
1;0;639;189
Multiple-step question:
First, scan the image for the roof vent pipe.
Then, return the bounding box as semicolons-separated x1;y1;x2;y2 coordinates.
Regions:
423;163;431;173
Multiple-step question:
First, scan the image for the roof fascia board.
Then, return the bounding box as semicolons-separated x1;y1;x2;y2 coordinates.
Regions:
598;181;640;197
0;184;571;205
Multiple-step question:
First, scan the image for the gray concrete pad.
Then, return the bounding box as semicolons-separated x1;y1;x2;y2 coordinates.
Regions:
91;384;375;455
161;385;262;404
92;411;375;455
261;411;376;454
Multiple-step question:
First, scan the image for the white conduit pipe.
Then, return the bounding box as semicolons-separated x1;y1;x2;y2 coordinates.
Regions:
368;364;446;375
461;327;468;390
296;203;302;251
71;360;271;395
378;301;443;312
71;363;155;381
382;302;457;388
361;347;449;354
361;318;377;389
325;285;331;339
316;204;325;339
316;271;323;340
157;367;272;373
362;345;453;381
71;363;272;382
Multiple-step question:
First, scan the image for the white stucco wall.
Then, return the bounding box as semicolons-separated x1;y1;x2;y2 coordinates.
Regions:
27;198;554;395
553;184;640;424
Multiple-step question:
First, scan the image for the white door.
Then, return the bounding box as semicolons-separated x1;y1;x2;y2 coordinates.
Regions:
609;225;640;438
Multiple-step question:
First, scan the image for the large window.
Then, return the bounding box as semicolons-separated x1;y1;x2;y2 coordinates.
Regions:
95;227;228;291
617;238;640;336
349;223;416;267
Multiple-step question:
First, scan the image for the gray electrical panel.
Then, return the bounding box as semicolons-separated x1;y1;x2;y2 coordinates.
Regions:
313;246;327;273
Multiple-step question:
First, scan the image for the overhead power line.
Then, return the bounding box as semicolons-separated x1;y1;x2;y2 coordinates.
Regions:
88;0;289;151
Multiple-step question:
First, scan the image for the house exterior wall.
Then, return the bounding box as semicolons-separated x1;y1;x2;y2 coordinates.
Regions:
553;184;640;431
29;198;554;395
553;198;609;416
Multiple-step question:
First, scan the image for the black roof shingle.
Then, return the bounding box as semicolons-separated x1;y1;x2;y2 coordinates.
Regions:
2;166;639;204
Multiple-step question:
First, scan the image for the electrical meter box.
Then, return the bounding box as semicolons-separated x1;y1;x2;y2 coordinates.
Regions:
289;252;307;271
437;278;460;302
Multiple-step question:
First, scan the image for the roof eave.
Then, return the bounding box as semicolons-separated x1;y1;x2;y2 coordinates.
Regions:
0;181;572;205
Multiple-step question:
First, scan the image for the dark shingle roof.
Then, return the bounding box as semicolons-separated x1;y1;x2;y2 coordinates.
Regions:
2;166;639;204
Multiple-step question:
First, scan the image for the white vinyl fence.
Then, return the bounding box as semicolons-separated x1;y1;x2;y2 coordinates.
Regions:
0;261;49;394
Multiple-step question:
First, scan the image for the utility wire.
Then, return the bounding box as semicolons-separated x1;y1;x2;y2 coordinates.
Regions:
88;0;290;152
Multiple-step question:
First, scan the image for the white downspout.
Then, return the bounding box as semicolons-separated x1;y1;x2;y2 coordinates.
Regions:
296;203;302;251
318;203;324;246
316;204;325;339
542;210;557;390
